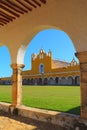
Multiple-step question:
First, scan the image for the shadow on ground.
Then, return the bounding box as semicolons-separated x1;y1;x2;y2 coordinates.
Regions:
0;110;67;130
66;106;80;115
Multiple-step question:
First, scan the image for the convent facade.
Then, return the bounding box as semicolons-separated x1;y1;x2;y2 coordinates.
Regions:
0;49;80;86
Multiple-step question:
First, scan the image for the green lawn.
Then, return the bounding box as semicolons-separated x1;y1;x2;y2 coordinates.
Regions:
0;85;80;115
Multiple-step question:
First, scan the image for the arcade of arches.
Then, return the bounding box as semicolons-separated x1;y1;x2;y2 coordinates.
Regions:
22;76;80;86
0;0;87;119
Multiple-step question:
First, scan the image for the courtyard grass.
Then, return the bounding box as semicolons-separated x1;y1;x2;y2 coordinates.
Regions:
0;85;80;115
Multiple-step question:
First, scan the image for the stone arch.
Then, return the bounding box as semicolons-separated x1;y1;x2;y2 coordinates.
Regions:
12;26;79;111
30;78;34;85
60;77;67;85
1;0;87;63
0;0;87;119
17;26;55;64
67;76;74;85
49;77;55;85
17;25;76;65
1;25;79;113
38;78;42;85
44;78;48;85
22;79;28;85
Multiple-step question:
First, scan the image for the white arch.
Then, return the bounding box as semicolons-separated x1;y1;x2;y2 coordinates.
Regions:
17;25;75;64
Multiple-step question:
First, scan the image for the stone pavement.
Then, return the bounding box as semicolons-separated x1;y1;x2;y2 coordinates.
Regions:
0;111;66;130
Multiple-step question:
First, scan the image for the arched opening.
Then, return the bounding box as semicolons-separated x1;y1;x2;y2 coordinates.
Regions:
0;0;87;120
0;45;12;103
30;78;34;85
67;76;74;85
60;77;67;85
17;25;78;65
49;77;55;85
22;79;28;85
17;27;80;115
38;78;42;85
44;78;48;85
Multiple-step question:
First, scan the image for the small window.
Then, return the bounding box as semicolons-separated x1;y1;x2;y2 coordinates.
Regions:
39;64;44;74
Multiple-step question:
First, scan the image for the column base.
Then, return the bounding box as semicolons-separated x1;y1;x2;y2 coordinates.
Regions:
9;105;19;115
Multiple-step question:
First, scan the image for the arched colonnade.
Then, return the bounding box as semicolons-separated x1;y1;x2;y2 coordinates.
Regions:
22;76;80;86
0;0;87;119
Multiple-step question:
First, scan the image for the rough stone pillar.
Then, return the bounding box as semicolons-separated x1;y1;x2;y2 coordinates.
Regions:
76;51;87;119
11;64;24;107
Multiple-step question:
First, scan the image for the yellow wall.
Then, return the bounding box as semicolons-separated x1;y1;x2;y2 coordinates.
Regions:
31;50;52;74
22;49;80;79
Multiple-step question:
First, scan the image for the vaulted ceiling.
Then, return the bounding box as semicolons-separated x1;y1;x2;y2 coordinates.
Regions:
0;0;46;27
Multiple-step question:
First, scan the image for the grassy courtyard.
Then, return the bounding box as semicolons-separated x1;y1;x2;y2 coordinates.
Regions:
0;85;80;115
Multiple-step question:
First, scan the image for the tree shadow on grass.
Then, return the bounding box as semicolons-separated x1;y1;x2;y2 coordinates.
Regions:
65;106;80;115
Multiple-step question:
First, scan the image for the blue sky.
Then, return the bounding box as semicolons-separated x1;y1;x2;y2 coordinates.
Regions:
0;29;78;77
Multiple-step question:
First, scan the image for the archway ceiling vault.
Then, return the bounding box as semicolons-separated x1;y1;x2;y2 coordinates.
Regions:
0;0;46;27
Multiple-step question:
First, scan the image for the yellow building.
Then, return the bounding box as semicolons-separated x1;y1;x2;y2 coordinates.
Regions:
0;49;80;86
22;49;80;85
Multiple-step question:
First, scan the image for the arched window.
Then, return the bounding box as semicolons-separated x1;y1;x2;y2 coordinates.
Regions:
39;64;44;74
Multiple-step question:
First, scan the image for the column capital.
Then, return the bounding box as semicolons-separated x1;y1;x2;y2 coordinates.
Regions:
76;51;87;71
75;51;87;63
11;63;25;69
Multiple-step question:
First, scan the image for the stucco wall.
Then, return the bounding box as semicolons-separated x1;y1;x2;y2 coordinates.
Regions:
0;0;87;64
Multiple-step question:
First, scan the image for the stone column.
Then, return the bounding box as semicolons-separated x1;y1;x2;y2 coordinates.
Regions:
76;51;87;119
11;64;24;107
